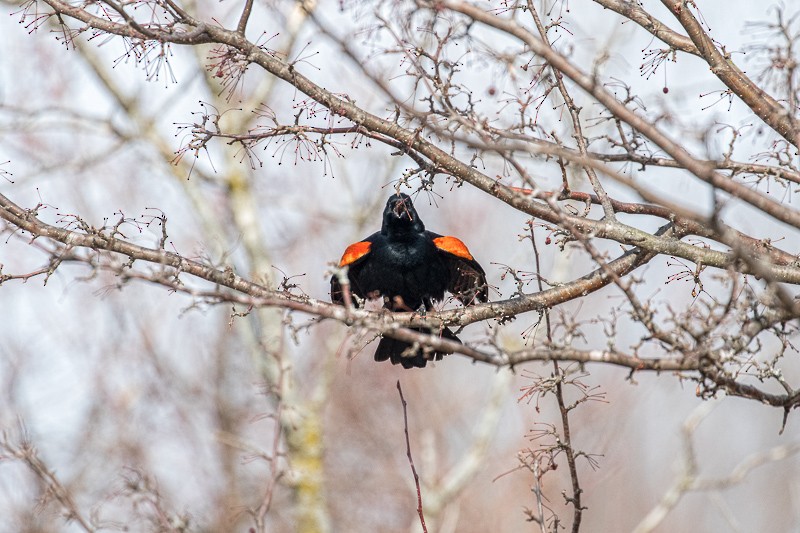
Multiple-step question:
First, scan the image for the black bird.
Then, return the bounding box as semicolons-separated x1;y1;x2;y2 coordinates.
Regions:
331;193;487;368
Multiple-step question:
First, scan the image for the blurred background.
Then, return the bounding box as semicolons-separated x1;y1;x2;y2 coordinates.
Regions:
1;0;799;531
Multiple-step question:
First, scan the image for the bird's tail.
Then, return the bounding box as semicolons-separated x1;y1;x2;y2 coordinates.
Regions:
374;327;461;368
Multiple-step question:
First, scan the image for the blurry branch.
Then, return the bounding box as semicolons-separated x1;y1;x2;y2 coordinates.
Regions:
214;427;284;529
197;4;329;527
67;14;332;526
633;401;800;533
0;107;130;183
631;401;715;533
119;469;192;531
1;427;95;533
693;440;800;490
422;370;512;519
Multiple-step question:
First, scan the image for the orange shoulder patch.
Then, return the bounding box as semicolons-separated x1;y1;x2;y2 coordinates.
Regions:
339;241;372;267
433;236;474;261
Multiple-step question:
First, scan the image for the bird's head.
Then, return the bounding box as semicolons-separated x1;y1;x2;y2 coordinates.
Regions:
382;193;425;235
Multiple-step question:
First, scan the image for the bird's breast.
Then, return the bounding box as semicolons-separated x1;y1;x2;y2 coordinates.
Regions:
380;240;428;267
360;237;448;308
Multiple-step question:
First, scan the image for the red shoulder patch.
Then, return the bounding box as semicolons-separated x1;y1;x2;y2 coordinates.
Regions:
433;236;474;261
339;241;372;267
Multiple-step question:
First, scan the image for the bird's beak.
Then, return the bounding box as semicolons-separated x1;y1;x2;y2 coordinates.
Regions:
392;198;411;220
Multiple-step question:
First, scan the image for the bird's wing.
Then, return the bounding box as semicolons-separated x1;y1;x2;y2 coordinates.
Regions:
330;233;377;306
428;232;488;306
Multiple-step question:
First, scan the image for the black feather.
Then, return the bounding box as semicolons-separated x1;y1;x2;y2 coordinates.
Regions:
331;194;487;368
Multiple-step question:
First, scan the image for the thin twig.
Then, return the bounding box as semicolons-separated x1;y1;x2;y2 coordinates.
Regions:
2;427;96;533
527;2;615;220
397;380;428;533
236;0;254;34
442;0;800;229
531;225;584;532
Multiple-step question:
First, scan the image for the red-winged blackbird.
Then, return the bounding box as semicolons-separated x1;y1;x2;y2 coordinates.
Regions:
331;193;487;368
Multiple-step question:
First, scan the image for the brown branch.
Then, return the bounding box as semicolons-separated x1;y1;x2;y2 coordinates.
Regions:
236;0;255;35
1;429;96;533
6;192;799;393
554;364;583;533
586;151;800;188
558;186;797;271
596;0;799;148
0;194;276;299
660;0;799;148
194;124;443;175
592;0;699;55
18;3;676;250
440;0;800;230
0;186;657;331
484;125;800;187
453;134;800;273
34;0;800;281
396;381;428;533
193;110;800;277
3;203;798;413
528;2;615;220
228;121;800;284
531;223;584;531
